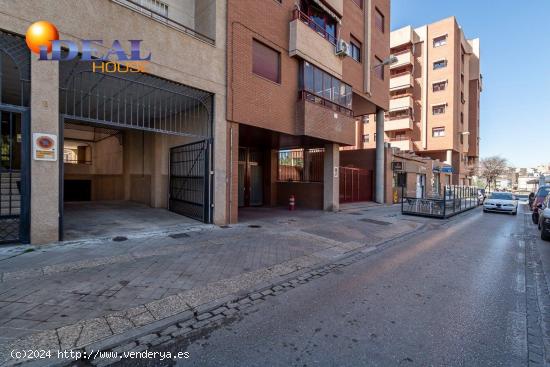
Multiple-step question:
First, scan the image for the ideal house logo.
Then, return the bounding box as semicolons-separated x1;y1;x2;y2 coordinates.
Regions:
25;20;151;73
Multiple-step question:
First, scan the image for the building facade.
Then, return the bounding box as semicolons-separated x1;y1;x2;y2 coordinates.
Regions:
357;17;481;185
227;0;390;221
0;0;228;244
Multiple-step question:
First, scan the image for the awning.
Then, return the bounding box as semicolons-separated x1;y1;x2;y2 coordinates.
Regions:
311;0;342;23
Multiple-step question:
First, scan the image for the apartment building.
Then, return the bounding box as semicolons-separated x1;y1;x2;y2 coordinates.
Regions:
358;17;482;186
0;0;228;244
227;0;390;220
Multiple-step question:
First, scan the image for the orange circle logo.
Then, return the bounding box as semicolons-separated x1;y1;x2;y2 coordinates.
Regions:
25;21;59;54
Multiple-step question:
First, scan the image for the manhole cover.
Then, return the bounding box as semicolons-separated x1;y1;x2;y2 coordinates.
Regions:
112;236;128;242
348;212;362;215
248;225;262;228
169;232;190;239
219;225;231;229
360;218;391;226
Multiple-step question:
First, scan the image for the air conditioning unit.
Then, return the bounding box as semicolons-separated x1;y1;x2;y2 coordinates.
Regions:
335;39;349;57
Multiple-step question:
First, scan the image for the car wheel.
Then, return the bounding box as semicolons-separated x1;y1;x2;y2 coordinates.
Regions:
513;210;517;216
483;209;487;213
542;230;550;241
533;213;539;224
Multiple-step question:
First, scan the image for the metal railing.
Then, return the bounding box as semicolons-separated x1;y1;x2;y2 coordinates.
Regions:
300;90;353;117
112;0;215;44
401;185;479;218
292;9;338;46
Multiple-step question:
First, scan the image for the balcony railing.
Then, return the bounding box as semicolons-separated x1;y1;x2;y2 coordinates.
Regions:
292;9;337;46
112;0;215;44
300;90;352;117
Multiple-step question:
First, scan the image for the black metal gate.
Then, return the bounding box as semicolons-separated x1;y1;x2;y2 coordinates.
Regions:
169;140;212;223
0;108;30;244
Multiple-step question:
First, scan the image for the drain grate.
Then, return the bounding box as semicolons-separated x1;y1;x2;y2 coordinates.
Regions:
219;225;231;229
169;232;190;239
248;225;262;228
347;212;362;215
360;218;392;226
112;236;128;242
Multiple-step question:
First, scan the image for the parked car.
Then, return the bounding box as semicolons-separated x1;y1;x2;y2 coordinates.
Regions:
483;192;518;215
477;189;486;204
532;186;550;224
538;193;550;241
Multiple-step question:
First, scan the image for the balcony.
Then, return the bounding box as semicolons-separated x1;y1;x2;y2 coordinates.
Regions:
296;92;355;145
390;73;413;91
391;26;415;49
390;50;413;69
385;117;413;132
388;138;413;151
289;10;342;78
389;95;413;111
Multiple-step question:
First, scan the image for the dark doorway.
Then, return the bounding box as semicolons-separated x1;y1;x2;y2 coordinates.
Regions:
238;147;264;207
64;180;92;201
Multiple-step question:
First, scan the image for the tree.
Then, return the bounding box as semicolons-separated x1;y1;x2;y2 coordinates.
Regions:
479;156;508;191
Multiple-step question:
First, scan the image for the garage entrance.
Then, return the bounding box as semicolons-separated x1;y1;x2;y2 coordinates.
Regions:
59;60;213;240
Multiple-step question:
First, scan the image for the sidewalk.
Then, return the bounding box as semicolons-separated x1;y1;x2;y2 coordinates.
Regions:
0;204;432;365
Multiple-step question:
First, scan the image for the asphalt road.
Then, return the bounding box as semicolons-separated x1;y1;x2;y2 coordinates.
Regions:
135;205;531;366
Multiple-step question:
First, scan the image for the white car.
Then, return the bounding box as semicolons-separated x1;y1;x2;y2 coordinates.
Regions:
483;192;518;215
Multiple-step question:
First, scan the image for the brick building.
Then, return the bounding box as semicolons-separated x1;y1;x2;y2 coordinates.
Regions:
356;17;482;186
227;0;390;220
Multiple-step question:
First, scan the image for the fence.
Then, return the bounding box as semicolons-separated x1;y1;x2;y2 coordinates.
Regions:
401;185;479;218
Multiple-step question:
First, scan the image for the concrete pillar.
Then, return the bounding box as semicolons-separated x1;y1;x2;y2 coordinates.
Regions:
323;143;339;211
213;93;228;225
150;134;166;208
445;149;452;165
30;58;59;244
375;108;385;203
227;122;239;224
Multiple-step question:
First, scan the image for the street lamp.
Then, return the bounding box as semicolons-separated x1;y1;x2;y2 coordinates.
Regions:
371;55;398;70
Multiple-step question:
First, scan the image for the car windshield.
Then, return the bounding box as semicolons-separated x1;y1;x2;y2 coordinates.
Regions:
537;187;550;197
490;193;513;200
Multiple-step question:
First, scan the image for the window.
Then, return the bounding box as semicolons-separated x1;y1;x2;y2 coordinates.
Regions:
433;60;447;70
460;134;464;145
300;0;338;44
362;134;370;143
301;62;352;109
461;92;465;104
278;149;323;182
375;8;385;33
375;56;384;80
352;0;363;8
432;81;446;92
433;35;447;47
460;112;464;124
252;40;281;83
432;104;445;115
432;127;445;137
350;37;361;62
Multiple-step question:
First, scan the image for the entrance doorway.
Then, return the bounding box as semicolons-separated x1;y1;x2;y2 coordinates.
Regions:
238;147;264;207
0;109;29;244
416;173;426;198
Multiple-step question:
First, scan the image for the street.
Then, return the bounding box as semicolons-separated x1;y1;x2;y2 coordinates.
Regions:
123;204;542;367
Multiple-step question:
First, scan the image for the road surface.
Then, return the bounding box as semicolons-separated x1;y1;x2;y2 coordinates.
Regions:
122;205;536;366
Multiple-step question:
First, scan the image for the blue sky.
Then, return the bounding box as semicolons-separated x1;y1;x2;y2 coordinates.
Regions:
391;0;550;168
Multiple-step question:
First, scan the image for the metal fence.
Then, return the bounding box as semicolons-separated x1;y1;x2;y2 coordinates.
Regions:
401;185;479;218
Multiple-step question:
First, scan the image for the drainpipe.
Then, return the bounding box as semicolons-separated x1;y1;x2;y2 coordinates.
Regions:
375;108;385;203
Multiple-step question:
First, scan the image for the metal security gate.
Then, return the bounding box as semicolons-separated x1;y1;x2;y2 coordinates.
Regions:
0;31;31;244
0;108;30;244
169;140;212;223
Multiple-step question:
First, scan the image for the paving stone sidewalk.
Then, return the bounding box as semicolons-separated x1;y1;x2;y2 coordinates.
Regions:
0;204;431;366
